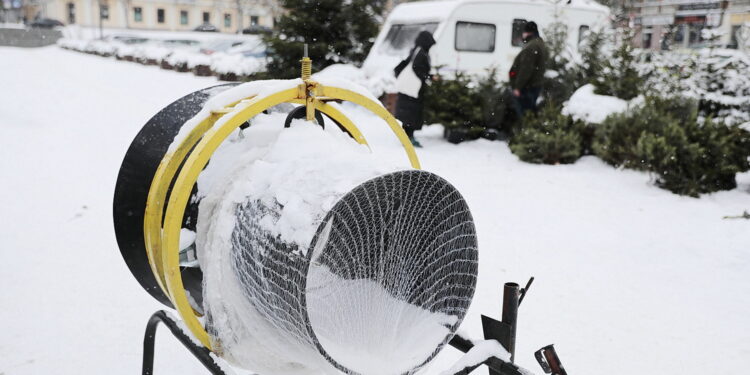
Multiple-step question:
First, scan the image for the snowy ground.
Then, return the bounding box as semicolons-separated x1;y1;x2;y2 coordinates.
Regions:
1;46;749;375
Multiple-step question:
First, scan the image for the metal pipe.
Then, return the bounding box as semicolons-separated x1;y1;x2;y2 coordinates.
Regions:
502;282;520;362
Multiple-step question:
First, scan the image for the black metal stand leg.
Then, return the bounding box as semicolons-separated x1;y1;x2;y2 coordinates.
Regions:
142;310;226;375
448;335;526;375
447;278;535;375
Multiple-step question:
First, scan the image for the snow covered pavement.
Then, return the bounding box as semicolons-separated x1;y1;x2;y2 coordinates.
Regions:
1;46;749;375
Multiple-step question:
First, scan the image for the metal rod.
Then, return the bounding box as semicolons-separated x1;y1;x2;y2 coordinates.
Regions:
518;276;534;306
502;282;520;362
142;310;226;375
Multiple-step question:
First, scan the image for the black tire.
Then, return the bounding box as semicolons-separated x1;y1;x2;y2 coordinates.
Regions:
283;105;326;128
283;105;355;139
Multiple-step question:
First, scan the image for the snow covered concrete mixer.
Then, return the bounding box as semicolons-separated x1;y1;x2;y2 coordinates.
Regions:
113;53;487;375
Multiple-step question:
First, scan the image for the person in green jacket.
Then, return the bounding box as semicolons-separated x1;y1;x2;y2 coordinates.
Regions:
508;21;548;118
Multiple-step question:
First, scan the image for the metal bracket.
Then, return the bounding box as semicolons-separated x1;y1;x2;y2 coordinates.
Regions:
142;310;226;375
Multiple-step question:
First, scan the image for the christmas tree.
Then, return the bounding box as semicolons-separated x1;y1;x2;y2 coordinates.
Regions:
509;104;586;164
594;29;642;100
594;96;750;196
264;0;386;78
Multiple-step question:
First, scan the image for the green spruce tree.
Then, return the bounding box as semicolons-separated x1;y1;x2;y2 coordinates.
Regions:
579;28;607;83
509;104;586;164
594;96;750;196
264;0;386;78
594;29;642;100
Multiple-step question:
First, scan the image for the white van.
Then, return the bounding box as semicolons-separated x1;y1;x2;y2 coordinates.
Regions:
362;0;610;79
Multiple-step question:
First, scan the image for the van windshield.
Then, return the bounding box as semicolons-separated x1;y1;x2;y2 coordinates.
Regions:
380;23;439;56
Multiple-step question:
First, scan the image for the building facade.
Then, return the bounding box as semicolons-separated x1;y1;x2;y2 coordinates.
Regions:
626;0;750;49
25;0;278;33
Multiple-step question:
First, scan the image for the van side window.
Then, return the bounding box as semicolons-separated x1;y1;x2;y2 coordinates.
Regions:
511;19;527;47
578;25;590;49
455;22;496;52
380;23;439;56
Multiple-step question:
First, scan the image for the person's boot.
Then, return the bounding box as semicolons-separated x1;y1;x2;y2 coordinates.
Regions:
409;136;422;148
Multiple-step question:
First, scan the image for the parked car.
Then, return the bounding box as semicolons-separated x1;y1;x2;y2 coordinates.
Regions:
194;23;219;32
162;39;201;48
110;35;150;45
225;38;267;58
199;39;245;55
241;25;272;35
29;18;64;29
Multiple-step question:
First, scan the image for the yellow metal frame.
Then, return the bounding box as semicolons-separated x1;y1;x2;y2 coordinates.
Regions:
143;70;420;350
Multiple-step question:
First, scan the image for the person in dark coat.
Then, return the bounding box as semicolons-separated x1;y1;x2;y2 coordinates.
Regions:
394;31;436;148
508;21;548;118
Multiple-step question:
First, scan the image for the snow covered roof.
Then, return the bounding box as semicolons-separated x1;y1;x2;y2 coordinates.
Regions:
388;0;609;23
387;1;461;23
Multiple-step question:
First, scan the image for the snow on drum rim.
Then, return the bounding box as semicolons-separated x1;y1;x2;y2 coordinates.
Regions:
223;170;478;375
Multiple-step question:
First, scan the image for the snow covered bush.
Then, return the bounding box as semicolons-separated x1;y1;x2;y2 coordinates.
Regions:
211;53;267;81
509;104;586;164
594;96;750;196
641;48;750;128
57;38;89;52
685;49;750;128
131;44;171;65
164;50;198;72
84;39;116;57
115;44;136;61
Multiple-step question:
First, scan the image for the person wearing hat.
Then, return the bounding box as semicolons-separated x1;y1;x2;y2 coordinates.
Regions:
508;21;548;119
394;31;436;148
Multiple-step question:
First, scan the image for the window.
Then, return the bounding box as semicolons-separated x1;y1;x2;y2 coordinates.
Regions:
578;25;589;49
202;11;210;23
100;4;109;20
511;19;526;46
180;10;188;25
728;25;741;49
67;2;75;24
642;31;652;48
379;22;439;55
224;13;231;28
133;7;142;22
688;23;705;46
250;15;259;26
455;21;496;52
157;8;165;24
673;24;685;43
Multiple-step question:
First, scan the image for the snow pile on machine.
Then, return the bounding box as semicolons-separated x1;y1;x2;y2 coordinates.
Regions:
197;114;478;374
